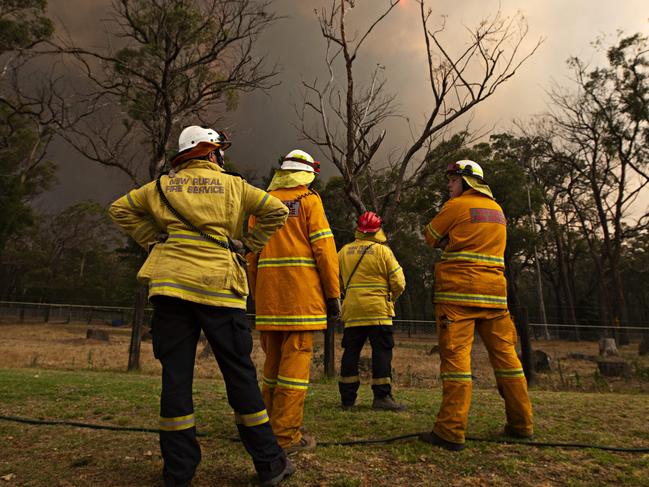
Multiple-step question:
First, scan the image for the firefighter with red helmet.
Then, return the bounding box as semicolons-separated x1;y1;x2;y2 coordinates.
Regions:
109;126;294;486
419;159;534;451
337;211;406;411
247;149;340;454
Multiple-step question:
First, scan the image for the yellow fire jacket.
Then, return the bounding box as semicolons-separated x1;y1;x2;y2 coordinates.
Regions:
424;189;508;308
109;159;288;309
338;230;406;327
247;186;340;331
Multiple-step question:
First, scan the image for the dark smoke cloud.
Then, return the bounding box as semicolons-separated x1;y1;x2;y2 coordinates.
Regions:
37;0;648;210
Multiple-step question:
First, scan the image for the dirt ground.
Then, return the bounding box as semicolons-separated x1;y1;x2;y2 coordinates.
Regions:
0;321;647;393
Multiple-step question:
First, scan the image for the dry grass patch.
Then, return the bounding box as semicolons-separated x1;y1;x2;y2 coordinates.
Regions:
1;368;648;486
1;322;648;394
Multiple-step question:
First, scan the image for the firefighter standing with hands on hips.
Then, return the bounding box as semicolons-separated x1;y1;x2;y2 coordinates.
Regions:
109;126;294;487
419;159;534;451
247;149;340;454
337;211;406;411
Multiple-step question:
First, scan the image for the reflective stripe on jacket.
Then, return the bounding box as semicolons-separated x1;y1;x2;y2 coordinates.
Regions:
248;185;339;330
109;159;288;309
424;189;508;308
338;230;406;327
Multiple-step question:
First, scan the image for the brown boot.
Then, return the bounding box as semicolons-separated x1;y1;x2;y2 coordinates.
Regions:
504;423;534;439
418;431;465;451
371;395;406;411
284;432;316;455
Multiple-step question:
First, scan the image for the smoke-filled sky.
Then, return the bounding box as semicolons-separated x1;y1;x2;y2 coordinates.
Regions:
38;0;649;210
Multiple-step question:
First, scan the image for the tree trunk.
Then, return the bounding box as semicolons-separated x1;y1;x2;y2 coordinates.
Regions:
513;306;536;386
127;284;148;372
324;318;336;378
549;206;579;340
598;337;619;357
610;262;630;345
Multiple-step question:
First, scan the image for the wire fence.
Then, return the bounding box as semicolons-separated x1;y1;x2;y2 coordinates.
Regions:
1;300;647;341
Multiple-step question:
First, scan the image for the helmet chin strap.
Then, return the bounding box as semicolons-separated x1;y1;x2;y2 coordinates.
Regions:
209;149;225;168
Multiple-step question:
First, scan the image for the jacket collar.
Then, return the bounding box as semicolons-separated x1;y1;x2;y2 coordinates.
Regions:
173;159;224;173
354;228;387;243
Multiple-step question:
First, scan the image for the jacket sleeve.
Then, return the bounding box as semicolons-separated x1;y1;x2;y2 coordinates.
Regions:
307;195;340;299
385;247;406;301
424;199;456;247
337;248;346;291
108;183;161;249
241;185;288;253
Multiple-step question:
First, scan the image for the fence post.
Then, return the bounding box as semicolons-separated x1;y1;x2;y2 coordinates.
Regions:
43;305;50;323
323;319;336;378
514;306;536;387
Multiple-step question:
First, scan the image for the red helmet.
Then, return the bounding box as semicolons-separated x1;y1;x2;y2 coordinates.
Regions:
357;211;382;233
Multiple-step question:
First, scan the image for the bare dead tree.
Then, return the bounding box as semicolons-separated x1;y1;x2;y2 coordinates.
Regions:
299;0;542;222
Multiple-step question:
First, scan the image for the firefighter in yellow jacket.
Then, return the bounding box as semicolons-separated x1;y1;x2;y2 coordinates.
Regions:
338;211;406;411
419;160;534;451
109;126;294;487
247;149;340;454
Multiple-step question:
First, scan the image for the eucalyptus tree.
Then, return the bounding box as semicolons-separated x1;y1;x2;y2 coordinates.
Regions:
55;0;280;369
543;33;649;341
0;0;58;254
59;0;280;184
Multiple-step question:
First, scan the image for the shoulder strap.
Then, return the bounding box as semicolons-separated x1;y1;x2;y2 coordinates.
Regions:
155;176;230;251
343;243;377;294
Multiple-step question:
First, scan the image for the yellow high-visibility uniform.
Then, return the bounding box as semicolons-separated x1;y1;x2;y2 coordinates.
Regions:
248;184;339;448
109;157;290;483
338;229;406;404
424;188;533;445
109;159;288;308
338;229;405;327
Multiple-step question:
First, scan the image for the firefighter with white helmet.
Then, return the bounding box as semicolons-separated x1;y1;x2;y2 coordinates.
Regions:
247;149;340;454
419;159;534;451
337;211;406;411
109;126;294;486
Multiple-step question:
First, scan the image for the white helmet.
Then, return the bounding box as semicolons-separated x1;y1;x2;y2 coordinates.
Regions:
178;126;231;152
446;159;485;181
279;149;320;173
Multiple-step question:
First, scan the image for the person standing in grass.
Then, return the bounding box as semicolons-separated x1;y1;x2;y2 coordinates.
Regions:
337;211;406;411
109;126;293;487
419;160;534;451
247;149;340;455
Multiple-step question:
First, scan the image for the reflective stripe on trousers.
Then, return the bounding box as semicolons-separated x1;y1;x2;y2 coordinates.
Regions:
338;325;394;405
260;330;313;448
151;296;283;484
433;303;533;444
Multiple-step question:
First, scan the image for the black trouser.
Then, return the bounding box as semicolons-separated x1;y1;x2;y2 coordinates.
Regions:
151;296;286;485
338;325;394;405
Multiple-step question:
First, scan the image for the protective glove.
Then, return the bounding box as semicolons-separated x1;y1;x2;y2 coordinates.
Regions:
229;238;251;257
326;297;341;321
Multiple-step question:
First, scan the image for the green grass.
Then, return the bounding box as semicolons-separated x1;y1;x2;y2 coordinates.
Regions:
1;367;648;486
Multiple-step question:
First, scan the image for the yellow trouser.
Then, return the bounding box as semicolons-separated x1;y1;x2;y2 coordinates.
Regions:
260;331;313;448
433;303;533;444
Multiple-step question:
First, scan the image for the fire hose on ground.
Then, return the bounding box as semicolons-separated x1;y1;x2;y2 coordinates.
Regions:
1;414;648;453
